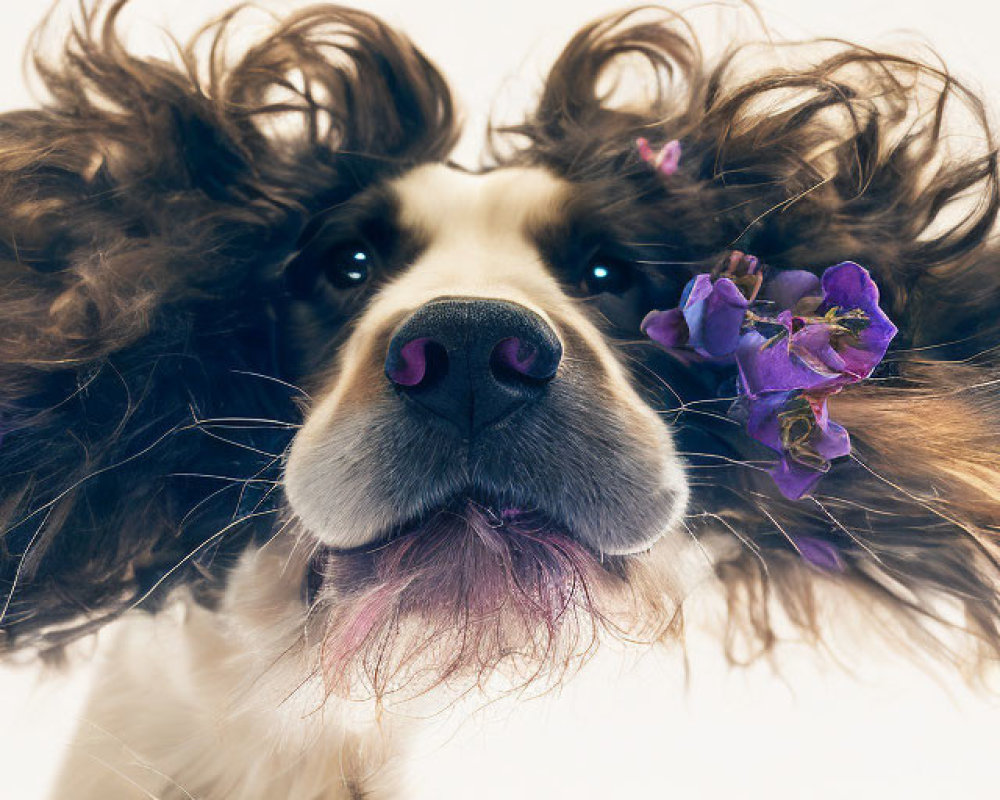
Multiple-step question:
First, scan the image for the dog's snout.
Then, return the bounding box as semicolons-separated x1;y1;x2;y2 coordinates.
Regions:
385;298;562;433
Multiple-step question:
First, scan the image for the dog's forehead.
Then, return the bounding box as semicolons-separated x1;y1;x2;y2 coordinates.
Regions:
390;164;568;243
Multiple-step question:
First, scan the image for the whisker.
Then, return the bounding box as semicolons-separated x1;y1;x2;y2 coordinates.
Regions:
809;496;884;565
688;510;769;576
676;452;771;471
0;503;55;625
729;176;833;246
233;446;290;521
230;369;312;399
194;426;284;459
749;496;803;556
2;421;189;539
617;349;685;409
190;415;301;429
79;719;197;800
124;509;280;613
679;518;716;569
849;454;1000;568
82;753;169;800
169;472;279;485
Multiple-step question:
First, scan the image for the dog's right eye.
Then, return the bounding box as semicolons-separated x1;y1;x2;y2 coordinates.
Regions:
581;255;634;296
323;243;373;290
285;239;378;299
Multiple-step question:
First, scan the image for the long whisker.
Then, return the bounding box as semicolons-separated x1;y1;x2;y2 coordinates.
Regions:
676;451;771;471
2;422;189;538
194;426;285;459
809;496;884;565
0;503;55;625
124;509;280;613
230;369;312;399
688;510;769;576
679;518;716;569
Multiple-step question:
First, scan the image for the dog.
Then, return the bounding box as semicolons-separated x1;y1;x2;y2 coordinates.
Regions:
1;2;999;797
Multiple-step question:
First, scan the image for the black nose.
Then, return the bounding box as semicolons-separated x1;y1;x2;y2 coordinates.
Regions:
385;298;562;434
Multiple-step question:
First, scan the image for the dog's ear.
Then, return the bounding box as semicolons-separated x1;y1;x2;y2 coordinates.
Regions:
510;8;1000;354
511;10;1000;668
0;2;457;652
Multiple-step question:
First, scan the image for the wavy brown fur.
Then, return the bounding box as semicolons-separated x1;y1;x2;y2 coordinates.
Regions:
503;8;1000;667
1;2;999;676
0;1;457;650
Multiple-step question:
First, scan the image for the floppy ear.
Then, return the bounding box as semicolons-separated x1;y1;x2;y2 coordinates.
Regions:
510;8;1000;350
509;9;1000;667
0;2;457;652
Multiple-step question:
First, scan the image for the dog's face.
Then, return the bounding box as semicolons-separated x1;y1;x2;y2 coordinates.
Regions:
2;4;1000;689
285;164;685;555
280;164;691;691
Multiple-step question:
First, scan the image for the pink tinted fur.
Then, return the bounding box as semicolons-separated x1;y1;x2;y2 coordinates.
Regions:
316;504;637;699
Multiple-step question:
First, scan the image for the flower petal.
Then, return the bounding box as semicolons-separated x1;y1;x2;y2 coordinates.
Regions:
685;276;748;359
736;331;833;395
745;390;797;452
641;307;688;349
807;397;852;462
793;536;845;571
787;322;849;379
762;269;821;311
769;456;827;500
818;262;897;379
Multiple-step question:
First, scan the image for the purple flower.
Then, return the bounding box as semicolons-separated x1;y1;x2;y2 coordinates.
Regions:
744;391;850;499
759;268;821;311
736;262;896;397
793;536;844;571
640;306;688;350
642;274;749;359
817;261;898;382
640;254;895;501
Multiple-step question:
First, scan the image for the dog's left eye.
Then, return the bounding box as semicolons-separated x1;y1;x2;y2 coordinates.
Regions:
324;243;373;290
582;256;633;296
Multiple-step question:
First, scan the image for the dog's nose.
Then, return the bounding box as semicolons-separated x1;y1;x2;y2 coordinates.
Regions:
385;298;562;433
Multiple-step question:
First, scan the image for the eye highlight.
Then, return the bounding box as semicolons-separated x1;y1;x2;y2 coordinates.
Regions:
325;243;373;290
582;256;633;296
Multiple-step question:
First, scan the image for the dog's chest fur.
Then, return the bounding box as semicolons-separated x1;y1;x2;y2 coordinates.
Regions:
49;539;996;800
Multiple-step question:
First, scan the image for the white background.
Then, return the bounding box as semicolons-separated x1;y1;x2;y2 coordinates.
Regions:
2;1;1000;798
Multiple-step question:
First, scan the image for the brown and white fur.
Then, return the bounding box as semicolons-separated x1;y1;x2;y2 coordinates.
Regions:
2;2;1000;798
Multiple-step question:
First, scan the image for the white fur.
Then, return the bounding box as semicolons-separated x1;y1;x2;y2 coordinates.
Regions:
51;543;406;799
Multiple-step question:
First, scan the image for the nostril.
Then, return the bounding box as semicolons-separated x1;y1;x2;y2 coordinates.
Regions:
491;336;560;384
386;338;448;388
492;337;537;379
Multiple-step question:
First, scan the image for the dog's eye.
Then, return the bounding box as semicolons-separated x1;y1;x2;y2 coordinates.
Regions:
582;257;633;296
324;243;372;290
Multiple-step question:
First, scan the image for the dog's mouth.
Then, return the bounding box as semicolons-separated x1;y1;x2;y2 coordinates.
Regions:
305;488;584;601
313;487;575;555
303;488;673;699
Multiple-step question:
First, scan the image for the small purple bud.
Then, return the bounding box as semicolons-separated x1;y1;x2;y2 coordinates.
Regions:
793;536;844;572
637;137;682;176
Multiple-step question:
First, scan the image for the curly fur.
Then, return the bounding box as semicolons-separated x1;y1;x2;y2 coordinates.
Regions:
0;1;457;648
1;0;999;688
503;8;1000;668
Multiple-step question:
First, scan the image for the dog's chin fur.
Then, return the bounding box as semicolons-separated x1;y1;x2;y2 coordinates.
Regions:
313;503;684;701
